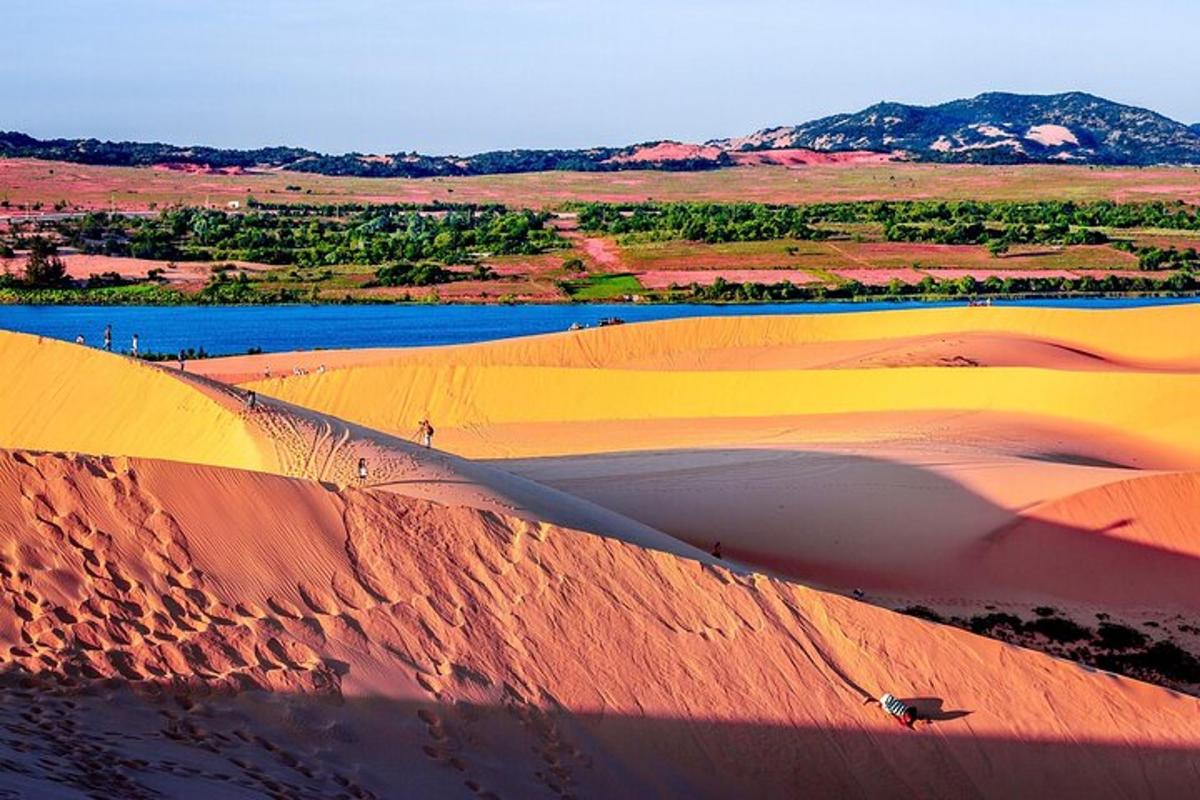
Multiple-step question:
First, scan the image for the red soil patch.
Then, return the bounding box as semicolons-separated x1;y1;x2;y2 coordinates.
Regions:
1072;269;1167;279
926;268;1081;281
832;268;927;285
50;254;276;289
637;269;819;288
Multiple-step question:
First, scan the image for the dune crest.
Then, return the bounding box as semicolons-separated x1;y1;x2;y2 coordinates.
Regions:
0;330;697;559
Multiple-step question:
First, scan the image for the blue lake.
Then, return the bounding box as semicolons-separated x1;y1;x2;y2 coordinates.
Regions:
0;298;1196;356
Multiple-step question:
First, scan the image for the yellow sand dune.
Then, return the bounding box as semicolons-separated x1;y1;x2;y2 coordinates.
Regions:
0;331;695;558
213;304;1200;375
0;332;267;468
242;351;1200;463
3;449;1199;798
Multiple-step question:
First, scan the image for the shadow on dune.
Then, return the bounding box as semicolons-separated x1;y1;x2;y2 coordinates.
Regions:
903;696;973;723
0;672;1189;800
494;447;1200;613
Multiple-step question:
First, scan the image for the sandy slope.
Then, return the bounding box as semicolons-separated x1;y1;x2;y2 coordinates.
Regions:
2;449;1199;799
222;305;1200;618
0;331;696;560
229;307;1200;466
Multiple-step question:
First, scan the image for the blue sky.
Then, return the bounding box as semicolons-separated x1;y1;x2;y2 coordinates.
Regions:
3;1;1198;154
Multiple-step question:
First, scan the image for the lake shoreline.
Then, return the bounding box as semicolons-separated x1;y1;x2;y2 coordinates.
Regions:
3;289;1200;308
3;297;1198;359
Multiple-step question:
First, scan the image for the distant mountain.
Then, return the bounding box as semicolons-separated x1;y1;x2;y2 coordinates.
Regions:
4;92;1199;176
711;92;1200;166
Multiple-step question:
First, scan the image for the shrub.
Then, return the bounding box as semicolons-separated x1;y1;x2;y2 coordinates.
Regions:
1024;616;1092;643
23;237;69;288
900;605;945;623
1096;641;1200;684
968;613;1023;634
1096;622;1148;650
562;257;585;273
373;262;453;287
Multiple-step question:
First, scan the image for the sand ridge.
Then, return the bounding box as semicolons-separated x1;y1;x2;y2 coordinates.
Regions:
0;330;700;560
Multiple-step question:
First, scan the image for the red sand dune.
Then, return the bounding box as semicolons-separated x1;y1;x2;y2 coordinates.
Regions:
2;449;1200;797
604;142;725;165
728;148;900;166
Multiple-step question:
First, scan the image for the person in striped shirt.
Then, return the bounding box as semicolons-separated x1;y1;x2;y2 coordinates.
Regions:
878;693;919;728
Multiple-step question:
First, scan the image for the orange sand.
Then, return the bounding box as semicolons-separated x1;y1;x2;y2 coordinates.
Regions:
2;449;1200;797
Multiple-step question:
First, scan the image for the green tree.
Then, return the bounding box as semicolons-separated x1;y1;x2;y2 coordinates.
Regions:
23;237;69;287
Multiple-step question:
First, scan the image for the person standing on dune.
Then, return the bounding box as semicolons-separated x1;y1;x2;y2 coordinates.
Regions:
357;457;368;485
103;324;112;352
131;333;139;358
417;419;434;449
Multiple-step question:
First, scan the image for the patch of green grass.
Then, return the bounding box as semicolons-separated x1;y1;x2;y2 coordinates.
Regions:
560;273;643;300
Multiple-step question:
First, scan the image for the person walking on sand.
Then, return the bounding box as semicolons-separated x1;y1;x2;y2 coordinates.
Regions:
416;418;435;449
711;541;723;559
178;350;186;371
245;389;257;410
357;457;368;485
103;324;112;352
131;333;139;358
75;334;85;345
874;693;920;729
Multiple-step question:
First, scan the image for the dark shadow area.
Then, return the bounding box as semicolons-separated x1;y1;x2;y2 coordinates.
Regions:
494;446;1200;611
0;669;1192;800
1021;451;1133;469
492;446;1200;694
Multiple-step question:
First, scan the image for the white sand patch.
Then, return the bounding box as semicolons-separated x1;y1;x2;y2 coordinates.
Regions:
973;124;1009;138
1027;124;1079;147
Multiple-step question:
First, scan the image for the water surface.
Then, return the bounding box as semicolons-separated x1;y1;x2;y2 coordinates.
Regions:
0;298;1194;356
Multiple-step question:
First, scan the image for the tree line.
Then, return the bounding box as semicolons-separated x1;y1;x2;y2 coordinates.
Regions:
13;205;563;267
678;271;1196;303
574;200;1200;251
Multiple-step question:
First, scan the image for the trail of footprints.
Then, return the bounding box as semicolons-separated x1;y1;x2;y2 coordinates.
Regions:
5;446;599;797
1;452;376;798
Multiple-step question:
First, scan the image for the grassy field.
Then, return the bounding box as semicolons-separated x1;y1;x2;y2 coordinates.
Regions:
559;273;643;300
5;158;1200;213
